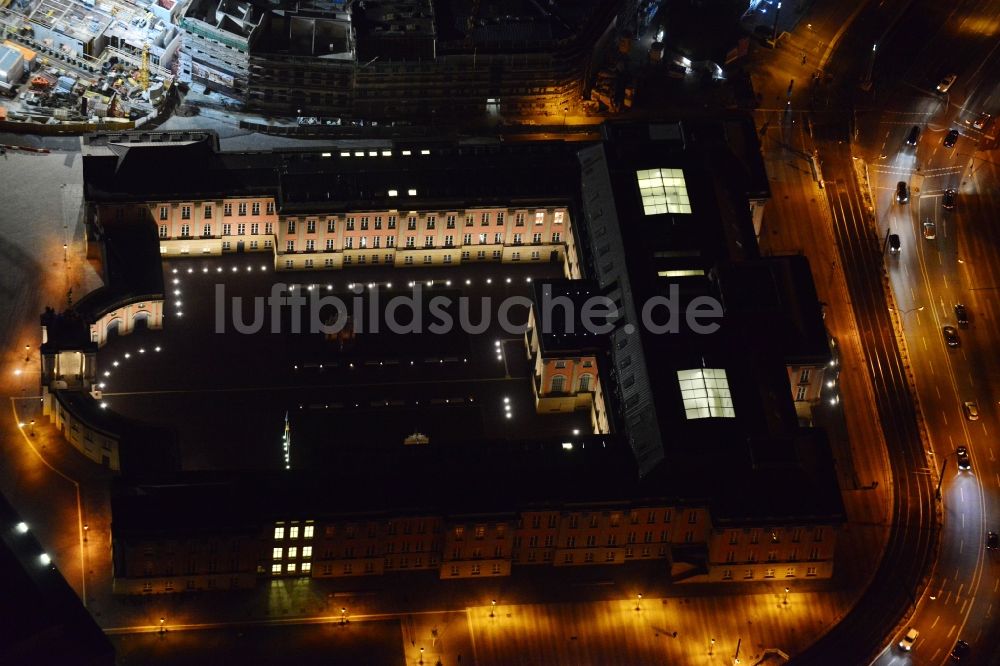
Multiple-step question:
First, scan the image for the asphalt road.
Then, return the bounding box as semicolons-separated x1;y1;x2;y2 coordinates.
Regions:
794;0;1000;662
859;0;1000;661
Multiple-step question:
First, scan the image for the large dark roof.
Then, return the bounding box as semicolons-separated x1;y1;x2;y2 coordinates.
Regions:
278;143;580;213
112;435;642;537
82;132;276;202
82;131;581;213
0;493;114;666
40;307;95;353
70;207;165;330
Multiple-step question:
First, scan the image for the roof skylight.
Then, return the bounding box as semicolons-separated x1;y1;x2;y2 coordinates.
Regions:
637;168;692;215
677;368;734;419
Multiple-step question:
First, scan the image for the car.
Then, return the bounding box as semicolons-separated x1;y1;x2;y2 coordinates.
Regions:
972;112;991;130
955;303;969;326
923;220;936;239
943;325;959;347
937;73;957;93
988;531;999;549
889;234;901;254
956;446;971;470
943;188;957;209
950;639;970;661
896;181;910;203
944;129;959;148
906;125;920;146
963;401;979;420
899;628;919;651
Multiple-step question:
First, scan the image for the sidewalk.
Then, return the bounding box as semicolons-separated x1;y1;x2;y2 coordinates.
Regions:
747;0;895;627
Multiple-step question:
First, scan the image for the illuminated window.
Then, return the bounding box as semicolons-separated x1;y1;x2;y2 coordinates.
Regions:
287;563;296;573
302;546;312;558
289;526;299;539
271;564;282;573
657;269;705;277
274;526;285;540
636;168;692;215
304;525;314;539
272;547;283;559
302;562;312;573
288;547;297;558
677;368;734;419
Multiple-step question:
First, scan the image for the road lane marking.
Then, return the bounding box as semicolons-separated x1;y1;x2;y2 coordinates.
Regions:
948;624;957;638
932;615;940;628
960;487;965;503
943;410;948;425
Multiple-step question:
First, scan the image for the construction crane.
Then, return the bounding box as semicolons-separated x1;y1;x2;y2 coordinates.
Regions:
136;41;149;90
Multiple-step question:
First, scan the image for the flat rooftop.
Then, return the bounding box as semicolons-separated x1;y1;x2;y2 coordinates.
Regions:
99;253;591;471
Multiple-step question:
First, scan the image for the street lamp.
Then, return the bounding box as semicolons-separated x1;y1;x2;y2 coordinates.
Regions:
419;647;424;665
340;607;347;625
783;586;790;605
159;617;165;634
490;599;496;618
891;305;924;317
83;523;89;542
29;420;35;437
710;638;715;655
635;593;642;612
863;43;877;89
24;344;30;362
771;1;782;42
935;455;951;499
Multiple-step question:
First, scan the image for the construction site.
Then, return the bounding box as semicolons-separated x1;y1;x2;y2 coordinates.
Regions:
0;0;175;128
